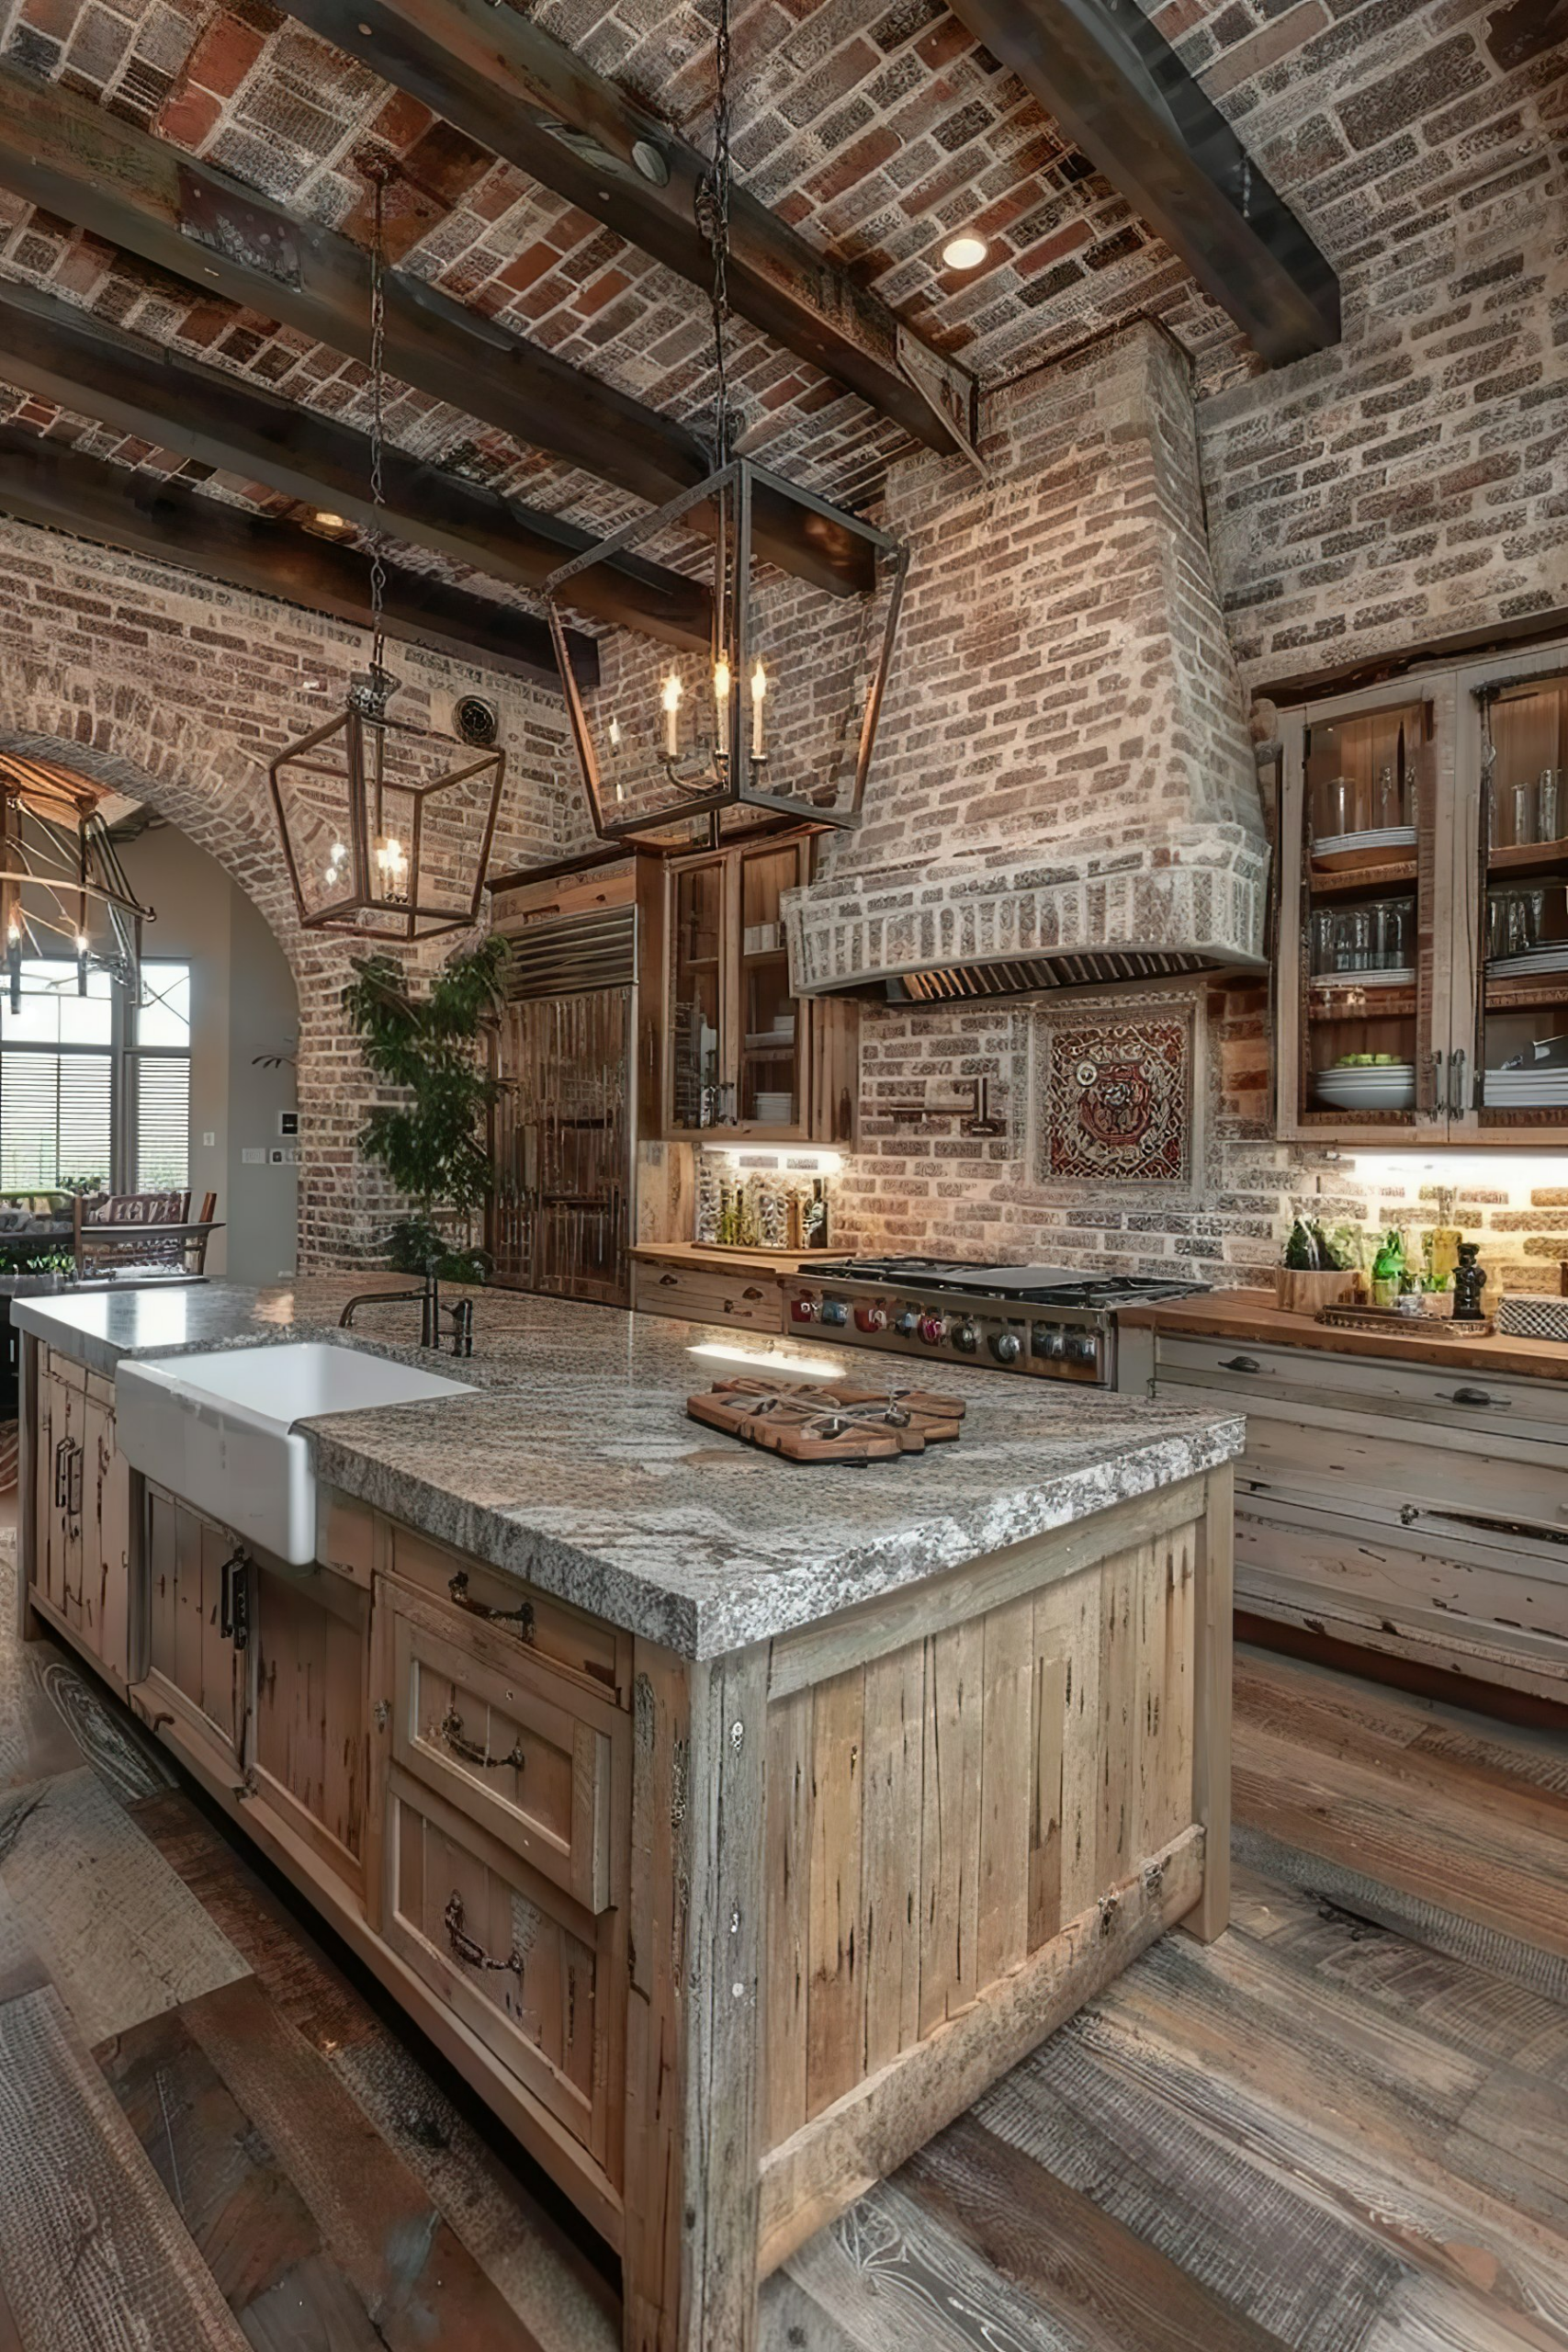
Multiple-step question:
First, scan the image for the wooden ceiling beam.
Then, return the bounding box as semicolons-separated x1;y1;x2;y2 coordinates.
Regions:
0;275;710;647
0;419;590;685
945;0;1339;365
0;62;871;598
275;0;977;457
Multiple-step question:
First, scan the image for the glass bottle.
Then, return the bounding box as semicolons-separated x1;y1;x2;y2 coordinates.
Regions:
1376;762;1396;829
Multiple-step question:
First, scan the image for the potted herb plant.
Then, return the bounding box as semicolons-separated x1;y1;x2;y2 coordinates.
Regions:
344;934;509;1282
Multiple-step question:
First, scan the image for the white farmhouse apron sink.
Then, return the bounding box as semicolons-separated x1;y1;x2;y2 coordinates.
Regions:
115;1340;476;1565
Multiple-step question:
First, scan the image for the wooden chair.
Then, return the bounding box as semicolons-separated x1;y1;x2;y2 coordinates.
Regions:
73;1190;220;1277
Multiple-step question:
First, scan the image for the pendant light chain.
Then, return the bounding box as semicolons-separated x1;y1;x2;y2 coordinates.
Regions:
695;0;734;468
367;168;389;684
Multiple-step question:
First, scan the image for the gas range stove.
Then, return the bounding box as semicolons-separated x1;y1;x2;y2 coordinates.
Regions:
786;1258;1208;1386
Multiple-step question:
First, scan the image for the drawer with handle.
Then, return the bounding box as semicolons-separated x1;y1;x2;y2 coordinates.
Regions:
630;1260;784;1330
386;1580;616;1914
383;1764;615;2167
1156;1332;1568;1442
387;1523;626;1705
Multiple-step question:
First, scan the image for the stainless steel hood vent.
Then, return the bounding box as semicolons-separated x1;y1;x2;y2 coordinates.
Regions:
504;906;636;1000
886;947;1224;1002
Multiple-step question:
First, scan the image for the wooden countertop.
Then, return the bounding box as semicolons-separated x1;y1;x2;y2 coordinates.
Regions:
629;1242;829;1278
1122;1286;1568;1383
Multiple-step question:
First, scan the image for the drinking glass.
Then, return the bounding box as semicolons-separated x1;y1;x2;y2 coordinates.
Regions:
1318;775;1354;841
1487;891;1510;962
1513;779;1539;846
1372;899;1397;970
1387;899;1412;970
1312;909;1337;976
1347;908;1373;971
1540;767;1560;842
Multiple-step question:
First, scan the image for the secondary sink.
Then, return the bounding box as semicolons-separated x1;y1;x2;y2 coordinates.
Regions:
116;1340;476;1565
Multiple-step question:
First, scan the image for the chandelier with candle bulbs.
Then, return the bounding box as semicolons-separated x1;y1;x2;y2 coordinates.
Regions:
0;753;152;1015
542;0;907;853
268;165;506;942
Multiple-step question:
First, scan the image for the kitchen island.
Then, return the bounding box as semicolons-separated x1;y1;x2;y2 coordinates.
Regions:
14;1280;1244;2352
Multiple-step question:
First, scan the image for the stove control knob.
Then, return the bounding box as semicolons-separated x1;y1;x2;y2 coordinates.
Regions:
820;1299;849;1328
855;1304;888;1333
990;1329;1022;1364
1067;1334;1100;1366
791;1296;818;1322
919;1312;947;1345
894;1306;921;1337
1032;1323;1067;1361
952;1318;979;1354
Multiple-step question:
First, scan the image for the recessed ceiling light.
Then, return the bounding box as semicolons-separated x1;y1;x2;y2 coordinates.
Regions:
942;233;988;271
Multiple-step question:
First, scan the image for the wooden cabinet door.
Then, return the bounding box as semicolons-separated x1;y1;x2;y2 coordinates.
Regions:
136;1483;250;1780
79;1384;131;1686
34;1360;88;1629
249;1562;370;1905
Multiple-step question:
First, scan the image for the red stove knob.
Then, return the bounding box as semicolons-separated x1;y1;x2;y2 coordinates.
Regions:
790;1295;818;1322
854;1304;888;1332
919;1312;947;1345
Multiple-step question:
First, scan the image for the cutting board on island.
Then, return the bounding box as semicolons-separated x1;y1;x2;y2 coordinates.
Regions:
687;1377;964;1463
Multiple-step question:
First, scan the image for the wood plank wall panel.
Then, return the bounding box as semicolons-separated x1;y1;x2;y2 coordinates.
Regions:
761;1527;1200;2151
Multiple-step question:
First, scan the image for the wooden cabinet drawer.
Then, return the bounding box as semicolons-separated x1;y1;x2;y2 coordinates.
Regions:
1156;1332;1568;1444
387;1523;626;1707
631;1259;784;1330
384;1765;616;2169
386;1581;615;1913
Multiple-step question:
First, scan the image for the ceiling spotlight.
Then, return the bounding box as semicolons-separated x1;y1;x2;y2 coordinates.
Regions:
942;233;988;271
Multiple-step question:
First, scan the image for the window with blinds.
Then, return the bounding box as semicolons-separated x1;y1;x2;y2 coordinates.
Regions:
0;957;192;1195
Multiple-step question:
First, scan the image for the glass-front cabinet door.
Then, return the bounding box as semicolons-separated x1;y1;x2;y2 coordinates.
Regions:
659;835;812;1139
1277;687;1451;1140
1465;656;1568;1138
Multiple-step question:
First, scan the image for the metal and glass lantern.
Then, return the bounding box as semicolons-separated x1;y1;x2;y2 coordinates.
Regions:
0;752;151;1012
268;665;504;942
266;166;507;942
545;457;906;852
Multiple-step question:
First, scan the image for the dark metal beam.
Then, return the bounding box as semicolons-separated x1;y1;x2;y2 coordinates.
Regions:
0;62;868;597
0;274;710;647
946;0;1340;366
275;0;976;455
0;420;592;685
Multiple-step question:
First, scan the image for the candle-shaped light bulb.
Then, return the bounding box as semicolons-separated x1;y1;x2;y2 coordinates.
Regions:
661;672;682;758
750;658;767;759
608;716;622;750
75;933;89;956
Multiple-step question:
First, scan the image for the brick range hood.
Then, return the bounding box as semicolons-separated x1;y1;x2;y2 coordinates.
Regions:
783;321;1270;1003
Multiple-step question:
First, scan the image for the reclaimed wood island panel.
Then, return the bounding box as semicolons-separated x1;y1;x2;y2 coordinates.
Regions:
13;1283;1243;2352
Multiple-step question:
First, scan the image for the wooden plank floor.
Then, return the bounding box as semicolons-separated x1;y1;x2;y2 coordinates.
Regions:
0;1520;1565;2352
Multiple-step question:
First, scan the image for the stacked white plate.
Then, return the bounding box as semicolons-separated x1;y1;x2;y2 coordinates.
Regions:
1313;825;1417;860
1483;1069;1568;1106
1488;944;1568;978
1313;1063;1416;1112
753;1092;794;1123
1312;967;1415;988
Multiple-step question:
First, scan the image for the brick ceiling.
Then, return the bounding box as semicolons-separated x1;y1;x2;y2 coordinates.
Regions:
0;0;1550;623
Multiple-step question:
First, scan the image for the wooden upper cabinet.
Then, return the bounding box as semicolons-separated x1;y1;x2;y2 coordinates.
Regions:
1274;635;1568;1146
638;833;857;1146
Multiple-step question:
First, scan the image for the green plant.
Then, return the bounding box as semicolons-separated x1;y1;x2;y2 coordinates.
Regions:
344;935;509;1281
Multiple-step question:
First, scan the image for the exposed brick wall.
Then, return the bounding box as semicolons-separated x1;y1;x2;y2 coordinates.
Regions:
1186;0;1568;684
0;516;570;1265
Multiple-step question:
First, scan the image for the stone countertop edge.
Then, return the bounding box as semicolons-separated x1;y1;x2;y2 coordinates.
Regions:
302;1413;1246;1660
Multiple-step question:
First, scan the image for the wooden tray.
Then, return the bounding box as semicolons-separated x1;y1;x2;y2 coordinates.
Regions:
1316;1304;1495;1338
687;1377;964;1464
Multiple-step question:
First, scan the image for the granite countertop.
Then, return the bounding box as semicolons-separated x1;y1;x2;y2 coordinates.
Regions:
1122;1285;1568;1382
17;1278;1245;1659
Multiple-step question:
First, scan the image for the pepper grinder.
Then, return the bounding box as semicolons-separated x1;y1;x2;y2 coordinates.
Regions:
1452;1241;1487;1320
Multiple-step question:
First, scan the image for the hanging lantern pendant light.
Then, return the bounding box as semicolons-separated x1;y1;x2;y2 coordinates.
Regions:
268;166;505;942
542;0;908;854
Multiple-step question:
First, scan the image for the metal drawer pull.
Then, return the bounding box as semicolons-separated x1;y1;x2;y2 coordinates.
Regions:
53;1436;70;1509
220;1550;252;1650
1437;1386;1510;1409
437;1708;526;1774
66;1441;83;1521
444;1892;525;1979
659;1272;679;1286
742;1285;764;1300
1219;1356;1264;1374
447;1571;536;1641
